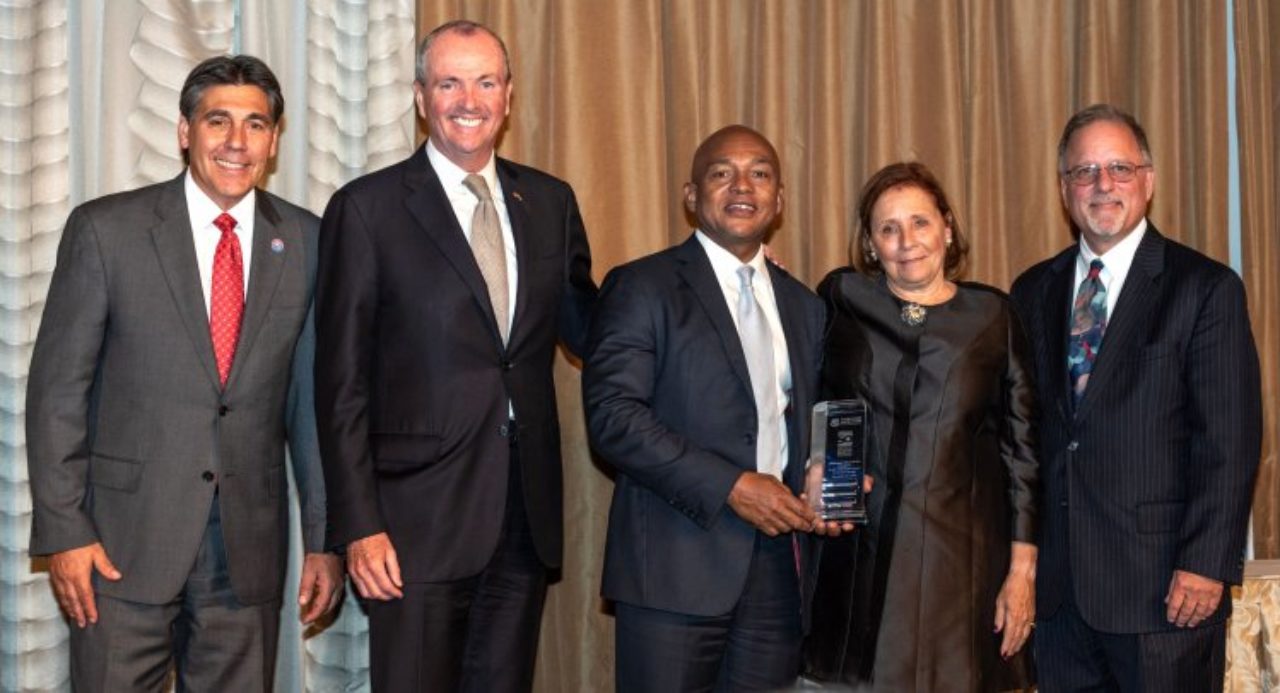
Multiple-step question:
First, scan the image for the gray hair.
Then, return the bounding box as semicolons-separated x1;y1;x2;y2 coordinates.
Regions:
1057;103;1152;172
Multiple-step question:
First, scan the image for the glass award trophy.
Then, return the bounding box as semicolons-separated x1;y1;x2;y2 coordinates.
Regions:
806;399;869;523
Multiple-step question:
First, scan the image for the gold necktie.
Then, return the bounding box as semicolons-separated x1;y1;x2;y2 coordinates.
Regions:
463;174;509;343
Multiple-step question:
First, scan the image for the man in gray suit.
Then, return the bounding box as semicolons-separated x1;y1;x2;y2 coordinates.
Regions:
26;55;341;691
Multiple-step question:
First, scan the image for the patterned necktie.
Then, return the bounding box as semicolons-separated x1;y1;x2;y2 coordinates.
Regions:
210;212;244;387
463;174;510;343
1068;258;1107;406
737;266;780;476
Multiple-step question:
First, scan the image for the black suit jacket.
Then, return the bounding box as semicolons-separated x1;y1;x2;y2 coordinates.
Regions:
1010;225;1261;633
315;146;596;579
584;235;825;617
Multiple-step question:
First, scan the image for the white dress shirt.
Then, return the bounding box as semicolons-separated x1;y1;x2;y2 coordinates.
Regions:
1075;218;1148;317
185;171;255;317
695;231;792;480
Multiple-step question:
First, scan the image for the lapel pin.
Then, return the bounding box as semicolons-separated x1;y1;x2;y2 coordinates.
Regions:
270;238;285;253
511;191;523;202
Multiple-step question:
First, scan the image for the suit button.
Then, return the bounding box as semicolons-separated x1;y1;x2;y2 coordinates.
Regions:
743;433;755;445
1060;500;1068;507
1067;440;1079;451
218;405;229;416
501;360;513;371
202;471;215;482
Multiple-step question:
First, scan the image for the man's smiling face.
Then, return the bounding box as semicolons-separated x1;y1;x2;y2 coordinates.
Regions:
178;84;279;210
683;126;784;262
416;28;512;173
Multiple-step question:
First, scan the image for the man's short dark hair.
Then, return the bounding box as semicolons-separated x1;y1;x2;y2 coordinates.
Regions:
179;55;284;124
1057;103;1152;171
416;20;512;84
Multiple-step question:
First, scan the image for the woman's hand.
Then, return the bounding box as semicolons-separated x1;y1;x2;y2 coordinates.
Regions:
994;540;1037;658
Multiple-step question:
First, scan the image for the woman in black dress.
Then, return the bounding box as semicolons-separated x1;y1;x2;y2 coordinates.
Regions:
804;162;1039;691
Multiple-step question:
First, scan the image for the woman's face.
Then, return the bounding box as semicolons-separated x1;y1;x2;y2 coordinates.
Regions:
868;185;952;295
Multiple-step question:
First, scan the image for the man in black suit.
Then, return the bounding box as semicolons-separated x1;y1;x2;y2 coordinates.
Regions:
584;125;826;692
26;55;341;691
1010;103;1261;692
314;19;596;693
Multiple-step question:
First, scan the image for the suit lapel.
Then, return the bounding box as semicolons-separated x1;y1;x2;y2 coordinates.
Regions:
498;160;531;347
768;262;808;488
1075;229;1165;420
149;175;221;392
674;237;755;401
402;147;505;349
224;192;289;391
1043;250;1076;424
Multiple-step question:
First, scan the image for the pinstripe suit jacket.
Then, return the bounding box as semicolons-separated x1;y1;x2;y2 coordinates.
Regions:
1010;224;1261;634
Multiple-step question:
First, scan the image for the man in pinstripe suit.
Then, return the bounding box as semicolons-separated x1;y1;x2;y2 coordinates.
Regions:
1010;103;1261;692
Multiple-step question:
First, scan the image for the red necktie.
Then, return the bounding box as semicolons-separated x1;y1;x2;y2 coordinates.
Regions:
210;213;244;387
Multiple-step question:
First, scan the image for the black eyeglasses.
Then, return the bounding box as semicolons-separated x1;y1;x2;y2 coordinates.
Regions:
1062;161;1152;187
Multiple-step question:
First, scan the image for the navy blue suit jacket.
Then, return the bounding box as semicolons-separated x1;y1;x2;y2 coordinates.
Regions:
584;235;825;618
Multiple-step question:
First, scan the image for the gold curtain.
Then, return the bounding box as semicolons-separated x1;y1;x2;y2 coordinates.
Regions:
412;2;1271;690
1236;0;1280;559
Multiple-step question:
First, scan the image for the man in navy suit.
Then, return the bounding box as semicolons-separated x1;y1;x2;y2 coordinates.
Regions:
1011;104;1261;692
584;125;826;692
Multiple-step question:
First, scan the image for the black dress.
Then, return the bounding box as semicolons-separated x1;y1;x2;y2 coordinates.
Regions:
804;269;1039;692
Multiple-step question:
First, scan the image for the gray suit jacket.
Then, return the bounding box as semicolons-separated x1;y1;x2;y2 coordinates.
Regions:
27;174;326;606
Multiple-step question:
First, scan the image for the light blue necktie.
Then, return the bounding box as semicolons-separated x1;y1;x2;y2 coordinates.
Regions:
737;266;780;474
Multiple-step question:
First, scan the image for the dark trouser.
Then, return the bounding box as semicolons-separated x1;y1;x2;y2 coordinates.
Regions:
1036;596;1226;693
367;442;548;693
71;498;281;693
615;533;802;693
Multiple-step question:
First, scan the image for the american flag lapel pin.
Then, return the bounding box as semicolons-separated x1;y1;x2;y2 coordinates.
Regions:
270;238;285;253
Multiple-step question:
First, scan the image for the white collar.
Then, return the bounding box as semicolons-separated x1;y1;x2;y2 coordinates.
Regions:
1078;217;1148;278
694;230;769;288
426;139;500;200
184;170;256;230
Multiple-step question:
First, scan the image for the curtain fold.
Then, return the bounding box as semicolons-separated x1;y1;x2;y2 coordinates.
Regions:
1235;0;1279;560
407;2;1258;690
0;1;1273;690
0;2;414;690
0;0;68;688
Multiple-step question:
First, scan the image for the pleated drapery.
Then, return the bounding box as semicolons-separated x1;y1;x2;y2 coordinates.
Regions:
413;2;1274;691
1235;0;1280;572
0;1;415;690
0;1;1276;691
1;2;70;688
